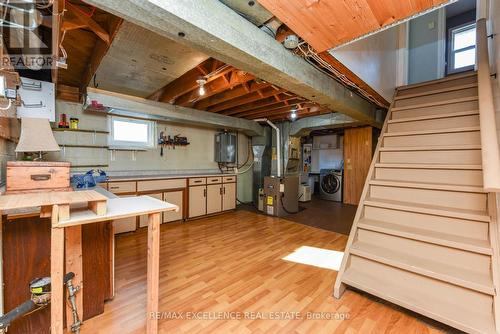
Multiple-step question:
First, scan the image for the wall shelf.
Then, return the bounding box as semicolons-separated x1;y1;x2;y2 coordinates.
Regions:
52;128;109;134
62;144;109;149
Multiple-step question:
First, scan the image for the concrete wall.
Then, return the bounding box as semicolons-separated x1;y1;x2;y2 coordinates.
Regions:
330;26;399;101
51;100;253;202
408;9;445;84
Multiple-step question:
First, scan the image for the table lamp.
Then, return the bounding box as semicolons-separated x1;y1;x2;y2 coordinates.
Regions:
15;117;60;160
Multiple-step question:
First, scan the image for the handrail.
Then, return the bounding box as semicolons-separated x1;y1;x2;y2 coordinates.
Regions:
476;18;500;192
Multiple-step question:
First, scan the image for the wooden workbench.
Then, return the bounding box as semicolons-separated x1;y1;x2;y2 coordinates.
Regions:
0;190;178;334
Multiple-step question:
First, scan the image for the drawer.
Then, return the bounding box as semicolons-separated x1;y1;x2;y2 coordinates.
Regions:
137;178;186;192
108;181;136;194
6;161;70;193
189;177;206;186
97;182;108;190
207;176;222;184
223;176;236;183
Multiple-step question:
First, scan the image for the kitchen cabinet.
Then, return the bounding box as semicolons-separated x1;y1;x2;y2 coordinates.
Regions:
222;182;236;211
207;184;222;214
189;185;207;218
163;190;183;223
139;192;163;227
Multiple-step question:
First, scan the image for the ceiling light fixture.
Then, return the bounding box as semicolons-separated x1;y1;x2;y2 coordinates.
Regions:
196;78;207;96
290;108;298;120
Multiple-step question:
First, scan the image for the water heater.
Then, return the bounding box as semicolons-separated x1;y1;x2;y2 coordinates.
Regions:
214;132;237;163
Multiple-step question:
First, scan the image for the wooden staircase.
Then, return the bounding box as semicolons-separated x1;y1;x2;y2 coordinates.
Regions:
334;71;500;334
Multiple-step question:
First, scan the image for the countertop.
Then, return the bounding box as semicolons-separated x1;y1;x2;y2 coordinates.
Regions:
106;173;237;182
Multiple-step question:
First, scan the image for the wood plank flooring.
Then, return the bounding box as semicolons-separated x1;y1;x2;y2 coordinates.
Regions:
80;210;450;333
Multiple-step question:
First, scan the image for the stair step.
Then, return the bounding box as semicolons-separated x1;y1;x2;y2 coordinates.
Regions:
394;84;478;109
391;96;478;112
357;219;492;256
369;180;486;193
364;198;490;222
342;265;496;334
374;163;482;170
379;147;481;165
394;83;478;101
388;110;479;124
379;145;481;152
387;113;479;133
384;126;480;137
397;71;476;92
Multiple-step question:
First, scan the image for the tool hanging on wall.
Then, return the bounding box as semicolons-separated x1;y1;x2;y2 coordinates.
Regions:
158;131;190;156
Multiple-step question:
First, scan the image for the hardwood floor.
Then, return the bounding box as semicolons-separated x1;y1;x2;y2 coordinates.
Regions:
81;210;449;333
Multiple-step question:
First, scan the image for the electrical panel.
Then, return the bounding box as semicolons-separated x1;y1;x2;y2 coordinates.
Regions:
214;132;236;163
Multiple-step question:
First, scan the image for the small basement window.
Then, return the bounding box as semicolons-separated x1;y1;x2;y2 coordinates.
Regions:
448;23;476;74
109;116;155;149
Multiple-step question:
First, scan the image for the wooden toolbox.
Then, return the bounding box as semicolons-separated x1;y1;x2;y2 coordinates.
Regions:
6;161;71;194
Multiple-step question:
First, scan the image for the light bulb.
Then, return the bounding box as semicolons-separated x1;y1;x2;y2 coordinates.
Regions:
199;85;205;96
290;111;297;120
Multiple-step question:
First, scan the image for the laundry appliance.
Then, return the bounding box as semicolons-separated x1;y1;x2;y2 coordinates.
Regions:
319;169;343;202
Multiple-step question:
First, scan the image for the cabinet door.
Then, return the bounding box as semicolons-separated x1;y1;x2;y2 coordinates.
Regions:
163;191;183;223
222;183;236;211
114;195;137;234
188;186;206;218
139;193;163;227
206;184;222;214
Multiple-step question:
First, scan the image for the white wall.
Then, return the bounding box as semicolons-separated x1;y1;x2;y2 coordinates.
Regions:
51;100;253;202
330;25;400;101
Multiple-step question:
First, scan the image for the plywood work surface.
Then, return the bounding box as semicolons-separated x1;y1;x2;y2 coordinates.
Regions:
0;190;107;211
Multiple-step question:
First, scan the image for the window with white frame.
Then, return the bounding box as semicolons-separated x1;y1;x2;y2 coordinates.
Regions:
109;116;155;149
448;23;476;73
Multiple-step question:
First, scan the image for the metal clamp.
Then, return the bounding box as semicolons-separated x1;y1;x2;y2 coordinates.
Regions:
21;100;45;108
20;79;42;91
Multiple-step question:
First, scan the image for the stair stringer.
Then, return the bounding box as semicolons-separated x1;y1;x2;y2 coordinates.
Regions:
488;192;500;333
333;90;395;298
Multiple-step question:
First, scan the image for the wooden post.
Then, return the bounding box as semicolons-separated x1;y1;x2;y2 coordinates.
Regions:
50;205;65;334
65;225;83;332
146;212;161;334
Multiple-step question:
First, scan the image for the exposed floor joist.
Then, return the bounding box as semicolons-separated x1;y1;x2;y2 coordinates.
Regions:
84;0;380;126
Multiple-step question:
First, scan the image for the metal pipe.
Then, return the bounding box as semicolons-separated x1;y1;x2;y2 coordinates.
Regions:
254;118;281;177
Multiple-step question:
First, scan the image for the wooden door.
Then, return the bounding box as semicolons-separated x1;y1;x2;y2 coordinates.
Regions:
207;184;222;214
189;186;207;218
139;193;163;227
113;194;137;234
343;126;373;205
163;190;183;223
222;182;236;211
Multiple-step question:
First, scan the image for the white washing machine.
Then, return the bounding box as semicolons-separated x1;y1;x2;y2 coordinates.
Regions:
319;169;343;201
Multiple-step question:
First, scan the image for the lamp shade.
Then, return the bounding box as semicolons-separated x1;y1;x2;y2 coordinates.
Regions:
15;117;60;153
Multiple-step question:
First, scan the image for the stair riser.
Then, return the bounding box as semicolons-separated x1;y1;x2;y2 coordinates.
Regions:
347;256;493;320
369;185;487;211
388;115;479;133
397;75;477;97
374;167;483;186
394;87;477;108
391;100;478;120
355;229;491;273
379;150;482;165
363;206;489;241
383;131;480;147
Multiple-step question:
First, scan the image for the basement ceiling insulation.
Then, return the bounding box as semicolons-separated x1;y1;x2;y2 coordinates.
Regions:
92;21;209;98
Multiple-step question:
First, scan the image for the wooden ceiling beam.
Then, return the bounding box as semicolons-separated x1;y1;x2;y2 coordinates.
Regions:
220;94;301;116
195;80;268;111
207;87;285;113
80;15;123;92
246;102;316;119
230;98;304;118
65;2;110;44
147;58;233;103
176;70;255;107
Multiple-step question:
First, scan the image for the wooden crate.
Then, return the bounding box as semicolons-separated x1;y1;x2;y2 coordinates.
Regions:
6;161;71;194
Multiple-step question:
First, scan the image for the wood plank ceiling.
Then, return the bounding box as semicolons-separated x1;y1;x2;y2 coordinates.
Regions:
258;0;453;52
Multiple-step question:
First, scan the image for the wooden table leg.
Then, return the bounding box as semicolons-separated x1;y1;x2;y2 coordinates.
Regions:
65;225;83;332
51;205;65;334
146;212;161;334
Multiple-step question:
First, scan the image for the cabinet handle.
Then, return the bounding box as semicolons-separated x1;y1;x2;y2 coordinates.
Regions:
194;180;202;183
223;186;226;194
220;187;222;195
31;174;51;181
110;186;119;190
203;189;206;197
